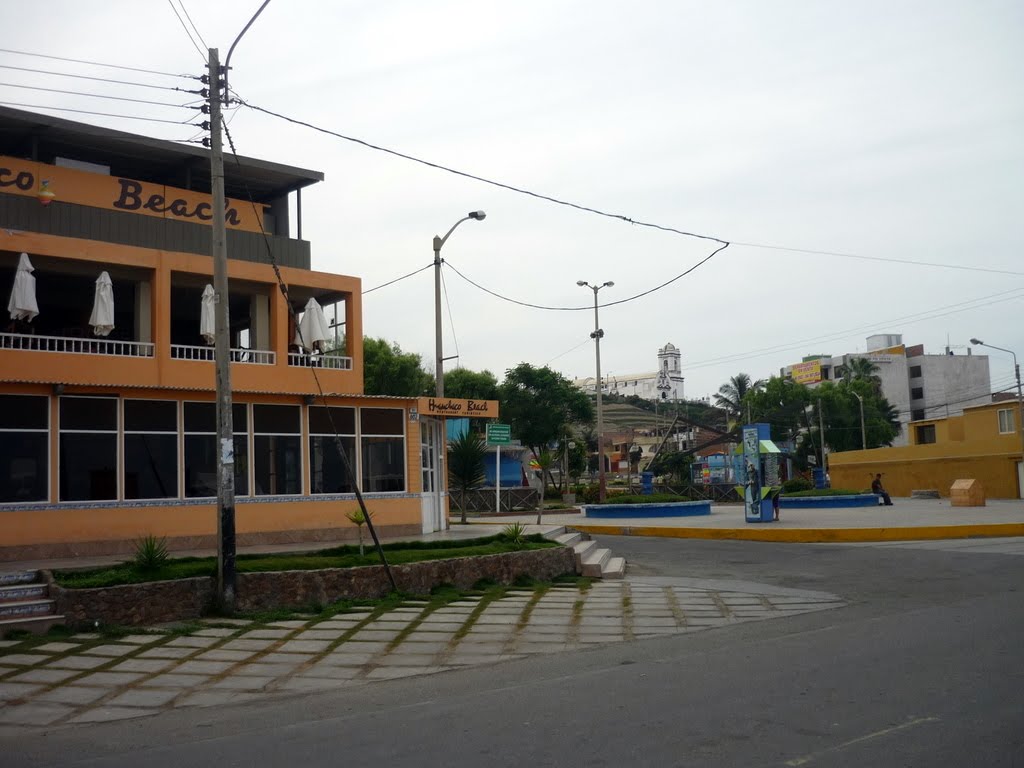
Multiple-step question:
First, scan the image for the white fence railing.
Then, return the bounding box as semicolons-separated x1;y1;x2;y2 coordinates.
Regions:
170;344;275;365
288;352;353;370
0;332;154;357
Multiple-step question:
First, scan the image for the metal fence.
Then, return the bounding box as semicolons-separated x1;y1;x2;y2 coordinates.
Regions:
449;487;540;514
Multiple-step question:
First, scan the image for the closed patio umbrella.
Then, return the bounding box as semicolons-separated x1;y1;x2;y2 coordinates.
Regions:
89;271;115;337
200;284;215;345
7;252;39;322
294;297;330;352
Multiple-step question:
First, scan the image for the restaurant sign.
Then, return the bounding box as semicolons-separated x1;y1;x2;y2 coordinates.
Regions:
416;397;499;418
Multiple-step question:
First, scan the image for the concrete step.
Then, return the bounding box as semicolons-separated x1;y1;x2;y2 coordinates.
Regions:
601;556;626;579
0;583;48;604
0;571;39;587
0;614;65;636
572;540;597;571
554;531;583;548
0;599;56;621
581;547;612;578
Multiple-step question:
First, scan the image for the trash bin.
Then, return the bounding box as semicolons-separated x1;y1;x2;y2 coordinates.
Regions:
812;468;826;490
641;471;654;495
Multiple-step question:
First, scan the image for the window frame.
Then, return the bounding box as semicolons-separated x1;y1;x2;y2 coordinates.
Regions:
58;395;120;503
252;403;303;497
182;400;251;498
0;393;50;504
998;408;1015;435
359;406;407;494
121;398;180;501
307;405;357;495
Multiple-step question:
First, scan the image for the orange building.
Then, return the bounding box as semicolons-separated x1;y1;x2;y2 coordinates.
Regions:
0;106;492;561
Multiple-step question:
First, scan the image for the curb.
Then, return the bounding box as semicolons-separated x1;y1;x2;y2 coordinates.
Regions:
568;522;1024;543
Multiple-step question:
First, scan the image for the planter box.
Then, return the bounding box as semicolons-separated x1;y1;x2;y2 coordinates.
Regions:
779;494;879;509
582;501;712;518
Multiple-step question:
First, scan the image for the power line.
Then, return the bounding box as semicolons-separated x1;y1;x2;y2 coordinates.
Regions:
0;101;199;125
167;0;207;62
440;265;460;362
444;241;729;312
0;47;197;79
236;98;1024;278
362;263;433;295
0;63;197;92
546;337;593;366
0;81;196;109
178;1;209;51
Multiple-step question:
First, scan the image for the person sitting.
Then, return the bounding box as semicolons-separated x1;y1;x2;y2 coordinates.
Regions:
871;473;893;506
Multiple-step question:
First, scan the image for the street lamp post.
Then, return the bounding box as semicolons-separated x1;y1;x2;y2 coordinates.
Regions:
433;211;485;397
852;391;866;449
971;338;1024;492
578;280;613;502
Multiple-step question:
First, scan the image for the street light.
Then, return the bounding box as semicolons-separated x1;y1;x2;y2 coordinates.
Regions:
578;280;614;502
851;391;866;449
433;211;486;397
970;338;1024;489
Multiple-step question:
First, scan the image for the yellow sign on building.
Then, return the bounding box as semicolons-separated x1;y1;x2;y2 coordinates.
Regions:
792;359;823;385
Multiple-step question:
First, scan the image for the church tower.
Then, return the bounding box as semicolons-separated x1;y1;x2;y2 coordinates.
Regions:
656;343;684;401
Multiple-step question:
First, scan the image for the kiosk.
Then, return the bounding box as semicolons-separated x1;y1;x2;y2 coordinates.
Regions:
736;423;783;523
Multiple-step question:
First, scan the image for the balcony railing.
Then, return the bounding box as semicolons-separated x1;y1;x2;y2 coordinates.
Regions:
170;344;276;365
288;351;353;370
0;332;154;357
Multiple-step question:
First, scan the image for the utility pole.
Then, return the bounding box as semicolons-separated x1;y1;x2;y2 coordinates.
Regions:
208;48;236;611
817;398;826;481
853;392;866;450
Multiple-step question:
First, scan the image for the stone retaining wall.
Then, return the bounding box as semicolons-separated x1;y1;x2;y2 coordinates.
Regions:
49;547;575;628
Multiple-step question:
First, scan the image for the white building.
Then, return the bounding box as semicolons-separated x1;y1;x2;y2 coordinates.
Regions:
575;343;685;402
782;334;991;447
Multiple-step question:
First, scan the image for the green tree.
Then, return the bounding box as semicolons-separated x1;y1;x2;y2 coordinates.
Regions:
444;368;499;401
840;357;882;391
714;373;765;417
746;376;811;442
533;449;555;523
362;337;434;396
498;364;594;456
813;380;901;454
447;430;487;525
648;450;693;484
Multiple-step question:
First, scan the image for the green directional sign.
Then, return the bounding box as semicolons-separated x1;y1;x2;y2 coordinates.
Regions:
486;423;511;445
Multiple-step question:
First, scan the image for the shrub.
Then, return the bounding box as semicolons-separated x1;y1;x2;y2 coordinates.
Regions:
133;535;169;571
579;483;601;504
781;477;813;493
501;521;527;548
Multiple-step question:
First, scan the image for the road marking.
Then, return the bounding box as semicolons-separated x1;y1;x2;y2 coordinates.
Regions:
784;716;940;766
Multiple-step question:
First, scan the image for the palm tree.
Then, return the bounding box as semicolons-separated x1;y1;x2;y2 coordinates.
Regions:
714;373;765;417
448;431;486;525
842;357;881;389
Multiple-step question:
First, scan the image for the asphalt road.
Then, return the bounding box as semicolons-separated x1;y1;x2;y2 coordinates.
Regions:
5;536;1023;767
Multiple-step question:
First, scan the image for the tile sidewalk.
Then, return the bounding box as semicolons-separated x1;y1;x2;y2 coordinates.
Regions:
0;576;844;730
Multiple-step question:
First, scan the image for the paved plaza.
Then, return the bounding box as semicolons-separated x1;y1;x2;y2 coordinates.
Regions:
0;576;842;730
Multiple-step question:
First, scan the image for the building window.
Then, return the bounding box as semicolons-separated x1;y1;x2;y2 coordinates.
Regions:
916;424;936;444
0;394;49;503
253;404;301;495
123;400;179;500
911;409;926;422
309;406;356;494
361;408;405;492
59;396;118;501
909;365;922;378
183;402;250;497
911;387;924;400
998;409;1016;435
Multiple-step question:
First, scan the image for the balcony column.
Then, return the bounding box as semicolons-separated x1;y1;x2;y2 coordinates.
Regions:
270;284;288;363
250;294;270;351
347;290;363;391
153;267;170;361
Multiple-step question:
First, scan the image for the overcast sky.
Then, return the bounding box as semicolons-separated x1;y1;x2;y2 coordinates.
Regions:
5;1;1023;402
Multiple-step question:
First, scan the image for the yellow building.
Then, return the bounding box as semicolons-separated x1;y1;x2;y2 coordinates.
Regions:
829;401;1024;499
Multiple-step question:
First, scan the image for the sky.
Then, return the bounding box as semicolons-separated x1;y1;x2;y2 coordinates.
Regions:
4;0;1023;402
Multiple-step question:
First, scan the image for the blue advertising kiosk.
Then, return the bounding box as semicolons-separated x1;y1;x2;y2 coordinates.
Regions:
735;423;782;523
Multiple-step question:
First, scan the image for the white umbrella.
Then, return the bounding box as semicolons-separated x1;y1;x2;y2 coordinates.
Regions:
89;271;115;337
294;297;330;352
7;252;39;322
200;284;215;345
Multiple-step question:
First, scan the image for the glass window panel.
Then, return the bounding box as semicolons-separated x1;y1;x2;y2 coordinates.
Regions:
254;404;300;434
309;435;356;494
124;433;178;499
361;436;406;492
0;395;48;430
60;433;117;501
253;435;301;495
124;400;177;432
60;397;117;431
0;432;48;502
361;408;404;435
184;402;248;434
308;406;355;435
184;434;249;497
